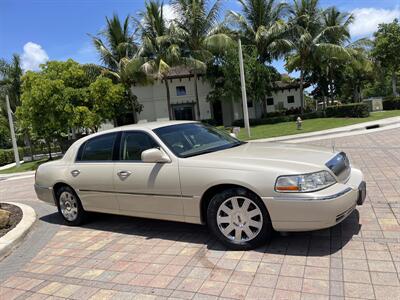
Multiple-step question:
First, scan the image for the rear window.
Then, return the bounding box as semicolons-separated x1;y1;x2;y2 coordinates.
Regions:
78;133;117;161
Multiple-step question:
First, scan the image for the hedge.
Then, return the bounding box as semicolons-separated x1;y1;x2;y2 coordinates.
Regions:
382;96;400;110
325;103;369;118
0;148;25;167
232;103;369;127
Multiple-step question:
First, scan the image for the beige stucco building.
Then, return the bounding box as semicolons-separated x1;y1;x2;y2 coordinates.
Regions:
133;69;304;126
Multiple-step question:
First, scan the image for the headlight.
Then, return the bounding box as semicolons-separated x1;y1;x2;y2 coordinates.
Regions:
275;171;336;193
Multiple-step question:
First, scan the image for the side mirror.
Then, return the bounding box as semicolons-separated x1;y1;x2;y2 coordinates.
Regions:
141;148;171;163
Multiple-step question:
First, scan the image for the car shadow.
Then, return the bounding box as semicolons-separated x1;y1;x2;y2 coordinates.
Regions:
40;209;361;257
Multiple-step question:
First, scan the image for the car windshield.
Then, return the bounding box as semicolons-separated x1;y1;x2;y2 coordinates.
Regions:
153;123;244;158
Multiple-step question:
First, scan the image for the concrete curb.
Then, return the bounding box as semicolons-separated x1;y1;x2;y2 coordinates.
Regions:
0;202;37;260
250;116;400;143
0;171;35;181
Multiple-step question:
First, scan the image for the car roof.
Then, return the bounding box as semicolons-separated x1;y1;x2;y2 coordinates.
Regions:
74;120;197;144
119;120;197;130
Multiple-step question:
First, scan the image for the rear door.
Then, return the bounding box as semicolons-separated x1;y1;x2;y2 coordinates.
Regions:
113;130;184;221
68;132;119;213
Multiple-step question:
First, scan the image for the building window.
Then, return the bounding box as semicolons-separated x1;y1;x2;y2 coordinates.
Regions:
287;95;295;103
266;97;274;106
176;86;186;96
247;100;253;108
173;104;195;120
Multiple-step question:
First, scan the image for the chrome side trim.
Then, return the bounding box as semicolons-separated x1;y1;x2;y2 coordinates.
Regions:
274;187;353;201
79;189;193;198
34;184;53;190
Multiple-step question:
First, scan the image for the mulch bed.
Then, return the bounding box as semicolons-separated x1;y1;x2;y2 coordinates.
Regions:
0;203;23;238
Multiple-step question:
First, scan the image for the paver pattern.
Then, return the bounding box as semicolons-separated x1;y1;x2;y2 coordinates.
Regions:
0;128;399;300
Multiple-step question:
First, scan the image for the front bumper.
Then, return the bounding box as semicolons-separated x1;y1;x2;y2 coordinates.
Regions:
264;168;365;232
34;184;56;206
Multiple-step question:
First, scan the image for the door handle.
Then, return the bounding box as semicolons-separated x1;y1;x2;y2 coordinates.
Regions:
117;170;132;178
71;170;80;177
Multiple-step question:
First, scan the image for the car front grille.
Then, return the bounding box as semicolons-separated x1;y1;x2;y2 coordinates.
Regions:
326;152;351;182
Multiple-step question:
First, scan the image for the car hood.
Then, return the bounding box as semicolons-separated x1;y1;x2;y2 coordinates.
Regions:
180;141;337;174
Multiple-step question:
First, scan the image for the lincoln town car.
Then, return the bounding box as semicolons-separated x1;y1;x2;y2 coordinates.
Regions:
34;121;366;249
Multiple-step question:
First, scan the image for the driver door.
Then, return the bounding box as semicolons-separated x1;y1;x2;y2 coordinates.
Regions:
113;131;184;221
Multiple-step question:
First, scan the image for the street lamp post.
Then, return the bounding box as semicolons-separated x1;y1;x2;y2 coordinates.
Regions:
238;38;251;138
6;95;20;167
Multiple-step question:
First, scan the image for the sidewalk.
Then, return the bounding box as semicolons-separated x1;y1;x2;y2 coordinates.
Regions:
251;116;400;143
0;171;35;181
0;161;24;171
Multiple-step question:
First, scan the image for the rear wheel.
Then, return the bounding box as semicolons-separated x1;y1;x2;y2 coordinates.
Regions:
207;188;272;250
56;185;85;226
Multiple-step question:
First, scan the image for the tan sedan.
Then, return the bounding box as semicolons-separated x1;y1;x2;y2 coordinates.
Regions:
35;121;366;249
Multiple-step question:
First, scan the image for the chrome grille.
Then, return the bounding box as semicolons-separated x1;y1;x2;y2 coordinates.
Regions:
326;152;351;182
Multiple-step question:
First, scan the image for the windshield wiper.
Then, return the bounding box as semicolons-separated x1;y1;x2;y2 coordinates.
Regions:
181;142;245;158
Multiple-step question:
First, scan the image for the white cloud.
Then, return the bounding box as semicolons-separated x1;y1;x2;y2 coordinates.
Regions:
350;7;400;37
21;42;49;71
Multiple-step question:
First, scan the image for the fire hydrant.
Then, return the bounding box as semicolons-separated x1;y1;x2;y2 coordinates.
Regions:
296;116;302;130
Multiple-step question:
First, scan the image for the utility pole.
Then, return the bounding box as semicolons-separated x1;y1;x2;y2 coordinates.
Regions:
6;95;20;167
238;38;251;138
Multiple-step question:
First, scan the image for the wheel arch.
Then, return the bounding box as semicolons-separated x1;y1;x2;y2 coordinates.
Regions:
52;182;77;200
199;183;265;224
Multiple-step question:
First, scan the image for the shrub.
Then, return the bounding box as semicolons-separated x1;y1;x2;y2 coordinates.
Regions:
201;119;218;126
0;148;25;166
382;96;400;110
325;103;369;118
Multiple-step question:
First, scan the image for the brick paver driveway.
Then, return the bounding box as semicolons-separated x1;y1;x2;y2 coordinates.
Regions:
0;128;399;300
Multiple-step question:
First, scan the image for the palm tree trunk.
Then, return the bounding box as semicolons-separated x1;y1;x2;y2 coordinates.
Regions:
353;85;360;102
392;70;398;96
25;133;34;161
164;79;173;120
194;71;201;120
299;65;305;114
47;141;52;160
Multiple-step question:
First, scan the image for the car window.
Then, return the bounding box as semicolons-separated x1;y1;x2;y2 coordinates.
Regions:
120;131;158;161
80;133;117;161
154;123;243;158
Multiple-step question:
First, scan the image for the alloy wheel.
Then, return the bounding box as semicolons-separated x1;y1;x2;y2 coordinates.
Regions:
216;196;263;242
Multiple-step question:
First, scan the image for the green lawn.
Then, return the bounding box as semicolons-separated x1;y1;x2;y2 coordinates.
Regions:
0;158;52;174
236;110;400;140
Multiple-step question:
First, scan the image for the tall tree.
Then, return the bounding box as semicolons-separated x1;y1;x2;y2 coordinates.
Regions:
317;6;353;102
0;54;22;114
228;0;292;64
91;14;148;123
287;0;350;112
372;19;400;97
135;0;182;119
17;60;125;156
171;0;233;120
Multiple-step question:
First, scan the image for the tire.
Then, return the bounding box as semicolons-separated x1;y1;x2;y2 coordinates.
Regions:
55;185;86;226
207;188;273;250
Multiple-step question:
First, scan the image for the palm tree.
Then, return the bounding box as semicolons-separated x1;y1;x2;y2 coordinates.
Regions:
91;14;148;122
343;39;374;102
0;54;35;159
135;0;182;120
321;7;353;101
0;54;22;115
171;0;233;120
287;0;350;113
227;0;292;64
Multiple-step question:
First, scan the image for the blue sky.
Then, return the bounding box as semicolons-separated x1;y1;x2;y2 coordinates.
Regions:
1;0;400;74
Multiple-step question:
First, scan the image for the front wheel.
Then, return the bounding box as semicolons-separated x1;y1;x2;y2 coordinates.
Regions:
56;186;86;226
207;188;273;250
